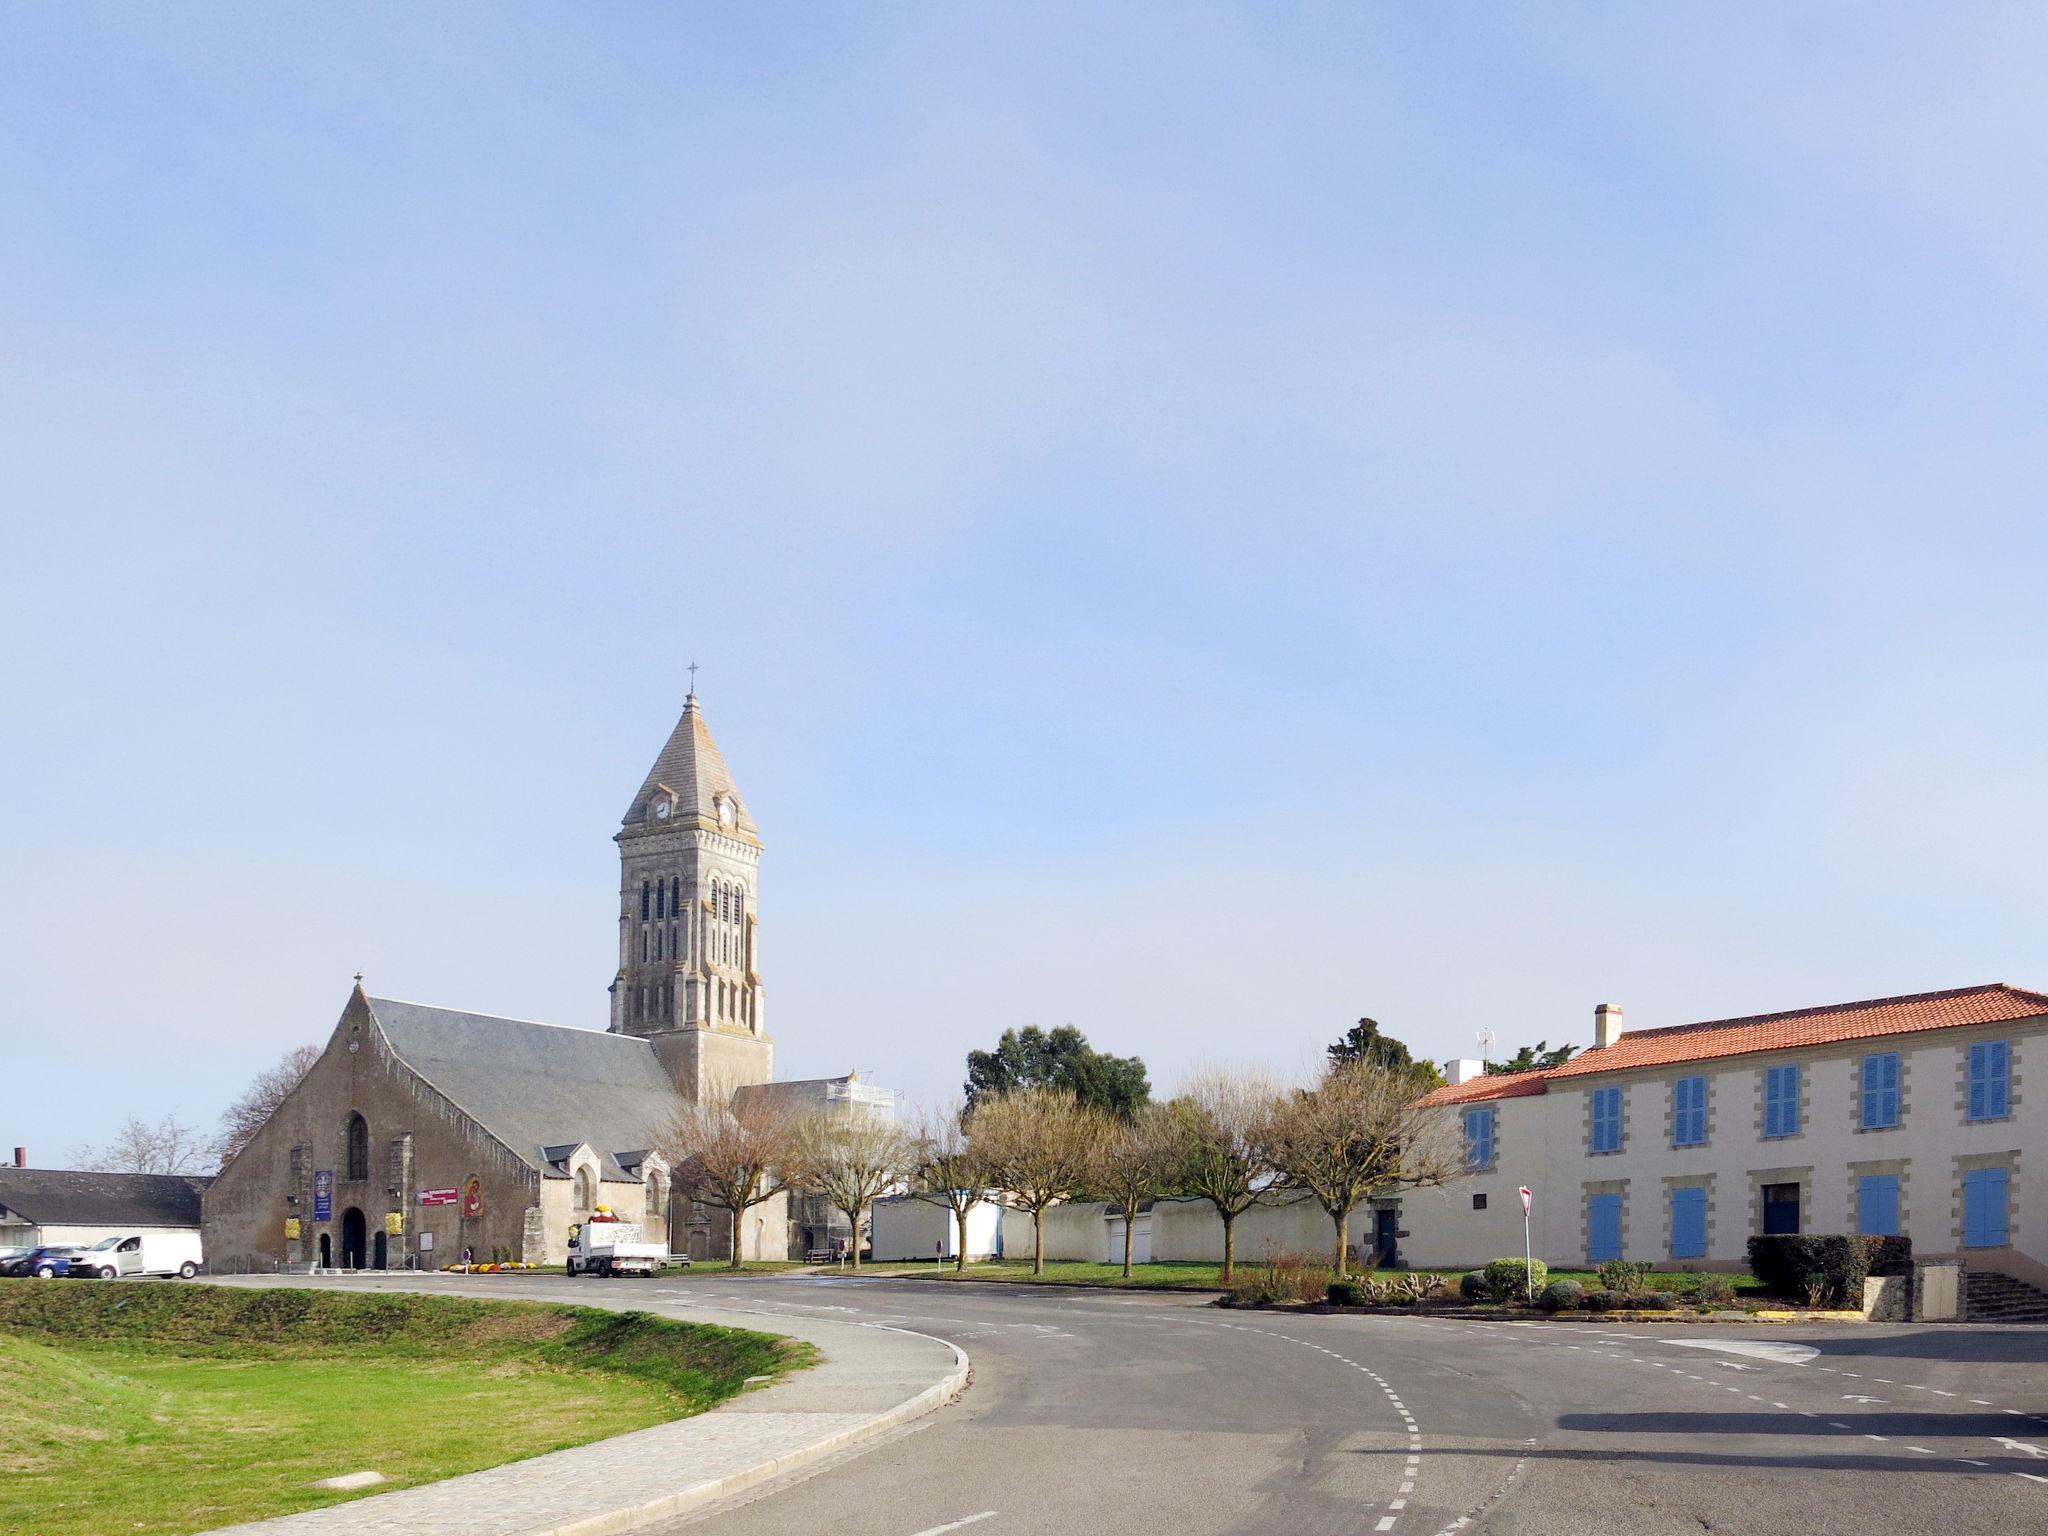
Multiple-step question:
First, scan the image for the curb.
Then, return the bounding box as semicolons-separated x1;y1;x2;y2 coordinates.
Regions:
1223;1301;1870;1324
545;1325;971;1536
861;1271;1225;1295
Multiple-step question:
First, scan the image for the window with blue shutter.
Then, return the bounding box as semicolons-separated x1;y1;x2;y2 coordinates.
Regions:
1670;1186;1708;1258
1764;1064;1801;1138
1588;1193;1622;1262
1672;1075;1708;1146
1464;1107;1495;1169
1590;1086;1622;1153
1860;1052;1901;1129
1963;1167;2009;1248
1967;1041;2011;1121
1856;1174;1899;1237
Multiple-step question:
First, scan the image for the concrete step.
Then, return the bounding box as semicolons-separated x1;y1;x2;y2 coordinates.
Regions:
1962;1270;2048;1322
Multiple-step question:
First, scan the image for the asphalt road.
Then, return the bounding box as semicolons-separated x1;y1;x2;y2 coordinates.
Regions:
298;1270;2048;1536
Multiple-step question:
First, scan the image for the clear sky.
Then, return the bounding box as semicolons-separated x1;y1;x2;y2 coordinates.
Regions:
7;7;2048;1163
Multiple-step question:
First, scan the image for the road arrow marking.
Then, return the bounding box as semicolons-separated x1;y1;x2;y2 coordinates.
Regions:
1994;1438;2048;1459
1843;1395;1888;1404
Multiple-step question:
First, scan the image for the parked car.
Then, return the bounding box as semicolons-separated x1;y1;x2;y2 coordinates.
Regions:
0;1246;31;1275
14;1245;85;1279
70;1232;204;1280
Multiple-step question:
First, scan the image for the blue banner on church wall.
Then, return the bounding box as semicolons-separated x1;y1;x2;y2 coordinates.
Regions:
313;1170;333;1222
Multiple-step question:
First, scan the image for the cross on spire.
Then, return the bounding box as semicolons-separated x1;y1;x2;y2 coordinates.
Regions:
687;659;700;698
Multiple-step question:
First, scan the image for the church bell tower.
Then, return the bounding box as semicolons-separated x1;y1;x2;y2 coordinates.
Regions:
609;683;773;1100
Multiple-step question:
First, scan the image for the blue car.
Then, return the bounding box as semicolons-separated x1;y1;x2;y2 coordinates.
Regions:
16;1245;83;1279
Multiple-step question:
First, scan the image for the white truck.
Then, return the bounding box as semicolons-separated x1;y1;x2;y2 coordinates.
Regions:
72;1231;204;1280
565;1221;667;1278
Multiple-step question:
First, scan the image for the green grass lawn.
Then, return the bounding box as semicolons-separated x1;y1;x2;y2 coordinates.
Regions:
859;1259;1773;1295
0;1281;811;1535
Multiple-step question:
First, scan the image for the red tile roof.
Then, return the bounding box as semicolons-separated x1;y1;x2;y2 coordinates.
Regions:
1545;983;2048;1081
1417;1070;1550;1107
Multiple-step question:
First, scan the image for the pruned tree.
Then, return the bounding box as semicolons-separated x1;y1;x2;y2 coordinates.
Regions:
1162;1068;1283;1282
73;1113;214;1176
1261;1060;1463;1276
968;1088;1106;1275
657;1081;799;1269
1091;1102;1176;1278
791;1111;913;1269
215;1043;322;1164
909;1103;993;1273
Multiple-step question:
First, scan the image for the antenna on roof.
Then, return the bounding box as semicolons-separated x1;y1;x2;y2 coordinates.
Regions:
1476;1027;1497;1067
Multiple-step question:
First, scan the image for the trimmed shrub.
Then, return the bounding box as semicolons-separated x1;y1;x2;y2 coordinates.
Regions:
1460;1270;1490;1301
1630;1291;1681;1312
1693;1274;1737;1306
1481;1257;1548;1303
1595;1259;1650;1297
1582;1290;1614;1312
1226;1251;1333;1307
1538;1278;1584;1313
1748;1235;1869;1307
1864;1235;1914;1277
1328;1279;1366;1308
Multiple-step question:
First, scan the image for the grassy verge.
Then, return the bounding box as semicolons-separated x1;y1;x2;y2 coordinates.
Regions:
0;1280;813;1535
859;1259;1774;1296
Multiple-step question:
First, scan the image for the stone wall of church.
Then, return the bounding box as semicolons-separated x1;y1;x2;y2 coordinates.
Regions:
204;990;541;1272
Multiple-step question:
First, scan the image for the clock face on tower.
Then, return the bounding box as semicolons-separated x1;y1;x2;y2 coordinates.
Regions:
653;800;670;820
717;798;736;828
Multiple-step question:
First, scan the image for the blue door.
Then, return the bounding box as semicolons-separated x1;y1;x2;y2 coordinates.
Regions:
1856;1175;1900;1237
1670;1187;1708;1259
1588;1194;1622;1262
1963;1167;2009;1248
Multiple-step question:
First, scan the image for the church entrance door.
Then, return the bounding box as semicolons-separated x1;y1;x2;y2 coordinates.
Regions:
318;1232;331;1269
373;1230;388;1270
341;1208;367;1269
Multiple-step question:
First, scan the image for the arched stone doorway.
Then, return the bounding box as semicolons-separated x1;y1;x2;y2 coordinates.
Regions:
341;1208;367;1269
318;1232;332;1268
372;1229;388;1270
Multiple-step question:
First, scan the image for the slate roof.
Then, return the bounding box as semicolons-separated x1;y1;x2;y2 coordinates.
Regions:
367;997;684;1180
0;1169;208;1229
620;693;760;843
1415;1070;1551;1107
1545;983;2048;1080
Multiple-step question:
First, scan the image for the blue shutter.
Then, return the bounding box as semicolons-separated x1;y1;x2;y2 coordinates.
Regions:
1882;1054;1900;1125
1856;1174;1899;1237
1964;1167;2009;1247
1970;1041;2010;1120
1765;1065;1800;1137
1673;1076;1707;1146
1588;1193;1622;1261
1591;1087;1620;1153
1968;1043;1988;1121
1670;1186;1708;1258
1862;1053;1900;1128
1465;1108;1494;1168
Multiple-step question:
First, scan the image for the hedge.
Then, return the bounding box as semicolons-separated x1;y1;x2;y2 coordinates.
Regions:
1747;1234;1909;1304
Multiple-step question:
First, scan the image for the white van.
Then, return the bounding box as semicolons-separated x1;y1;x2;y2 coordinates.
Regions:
74;1231;204;1280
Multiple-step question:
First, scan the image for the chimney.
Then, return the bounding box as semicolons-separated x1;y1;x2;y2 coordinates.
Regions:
1594;1003;1625;1050
11;1148;23;1168
1446;1058;1485;1086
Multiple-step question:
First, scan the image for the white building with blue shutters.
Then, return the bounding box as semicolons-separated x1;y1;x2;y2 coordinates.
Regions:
1398;985;2047;1292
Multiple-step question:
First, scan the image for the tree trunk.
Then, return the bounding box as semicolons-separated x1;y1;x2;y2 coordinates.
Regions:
1221;1209;1237;1282
1032;1205;1046;1275
1122;1203;1135;1278
848;1201;863;1269
728;1205;744;1269
1332;1204;1350;1278
954;1203;969;1272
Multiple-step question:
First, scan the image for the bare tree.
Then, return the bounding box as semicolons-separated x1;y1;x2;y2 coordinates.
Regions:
1093;1102;1176;1278
656;1082;798;1269
74;1113;214;1176
969;1088;1106;1275
1163;1068;1283;1282
909;1103;992;1274
215;1043;322;1165
791;1111;913;1269
1261;1061;1463;1277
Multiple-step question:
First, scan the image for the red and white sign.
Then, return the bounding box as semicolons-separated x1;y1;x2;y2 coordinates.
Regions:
1519;1186;1533;1213
418;1188;459;1207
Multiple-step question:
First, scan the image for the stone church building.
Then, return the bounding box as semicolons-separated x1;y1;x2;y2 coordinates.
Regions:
203;691;883;1271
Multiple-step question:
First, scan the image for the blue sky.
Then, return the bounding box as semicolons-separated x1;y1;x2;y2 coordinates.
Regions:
6;7;2048;1160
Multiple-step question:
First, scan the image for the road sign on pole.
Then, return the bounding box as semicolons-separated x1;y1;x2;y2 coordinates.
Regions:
1520;1187;1535;1302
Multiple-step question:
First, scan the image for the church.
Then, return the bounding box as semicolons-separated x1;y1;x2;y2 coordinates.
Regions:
202;689;886;1271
